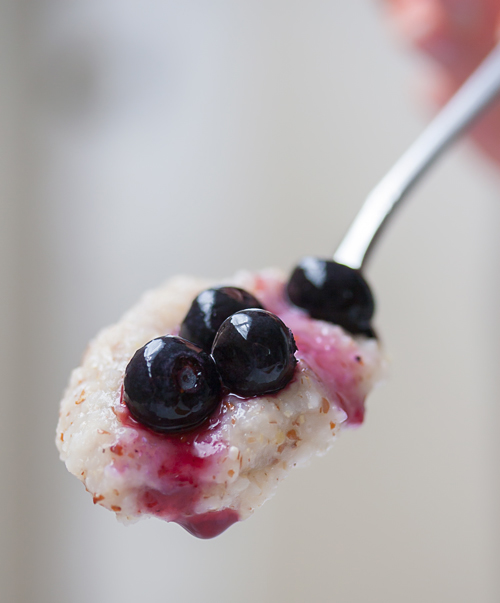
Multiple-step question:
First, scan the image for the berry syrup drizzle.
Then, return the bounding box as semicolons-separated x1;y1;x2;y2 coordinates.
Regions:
114;391;238;538
252;273;371;426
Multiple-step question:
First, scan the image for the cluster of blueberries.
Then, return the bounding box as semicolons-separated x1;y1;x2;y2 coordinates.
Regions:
123;258;375;435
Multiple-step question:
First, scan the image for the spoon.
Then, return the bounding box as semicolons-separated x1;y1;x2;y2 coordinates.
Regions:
333;41;500;271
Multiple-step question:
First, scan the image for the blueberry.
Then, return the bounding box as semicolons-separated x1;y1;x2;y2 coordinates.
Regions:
123;335;222;434
286;257;375;337
211;309;297;397
179;287;264;352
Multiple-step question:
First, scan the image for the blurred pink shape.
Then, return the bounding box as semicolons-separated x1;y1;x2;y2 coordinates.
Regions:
385;0;500;164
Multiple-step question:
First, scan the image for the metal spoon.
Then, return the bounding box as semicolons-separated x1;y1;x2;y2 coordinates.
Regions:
333;41;500;271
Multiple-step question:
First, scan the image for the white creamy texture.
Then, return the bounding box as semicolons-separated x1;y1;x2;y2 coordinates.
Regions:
56;271;382;526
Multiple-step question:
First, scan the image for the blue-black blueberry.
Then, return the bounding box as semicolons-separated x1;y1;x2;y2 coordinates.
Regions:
286;257;375;337
123;335;222;434
179;286;264;353
211;309;297;397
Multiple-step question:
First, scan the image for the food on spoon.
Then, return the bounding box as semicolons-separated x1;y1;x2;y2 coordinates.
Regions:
56;263;383;538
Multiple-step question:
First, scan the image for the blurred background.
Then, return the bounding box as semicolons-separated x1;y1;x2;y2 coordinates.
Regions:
2;1;500;601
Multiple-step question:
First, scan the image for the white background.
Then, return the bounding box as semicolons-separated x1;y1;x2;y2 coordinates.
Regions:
1;1;500;601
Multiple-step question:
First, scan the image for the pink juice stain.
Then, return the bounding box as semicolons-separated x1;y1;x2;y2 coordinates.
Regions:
114;391;239;538
254;274;368;425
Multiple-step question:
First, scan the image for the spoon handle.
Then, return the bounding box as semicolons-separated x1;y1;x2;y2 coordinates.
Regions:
333;41;500;271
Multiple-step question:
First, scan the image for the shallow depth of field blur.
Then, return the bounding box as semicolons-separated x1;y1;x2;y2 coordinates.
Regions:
1;2;500;602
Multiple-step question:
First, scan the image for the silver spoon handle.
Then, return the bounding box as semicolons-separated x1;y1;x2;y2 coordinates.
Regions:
334;41;500;271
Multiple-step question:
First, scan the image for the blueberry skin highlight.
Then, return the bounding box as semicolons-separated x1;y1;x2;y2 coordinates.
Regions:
286;257;375;337
179;287;264;353
211;309;297;398
123;335;222;434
